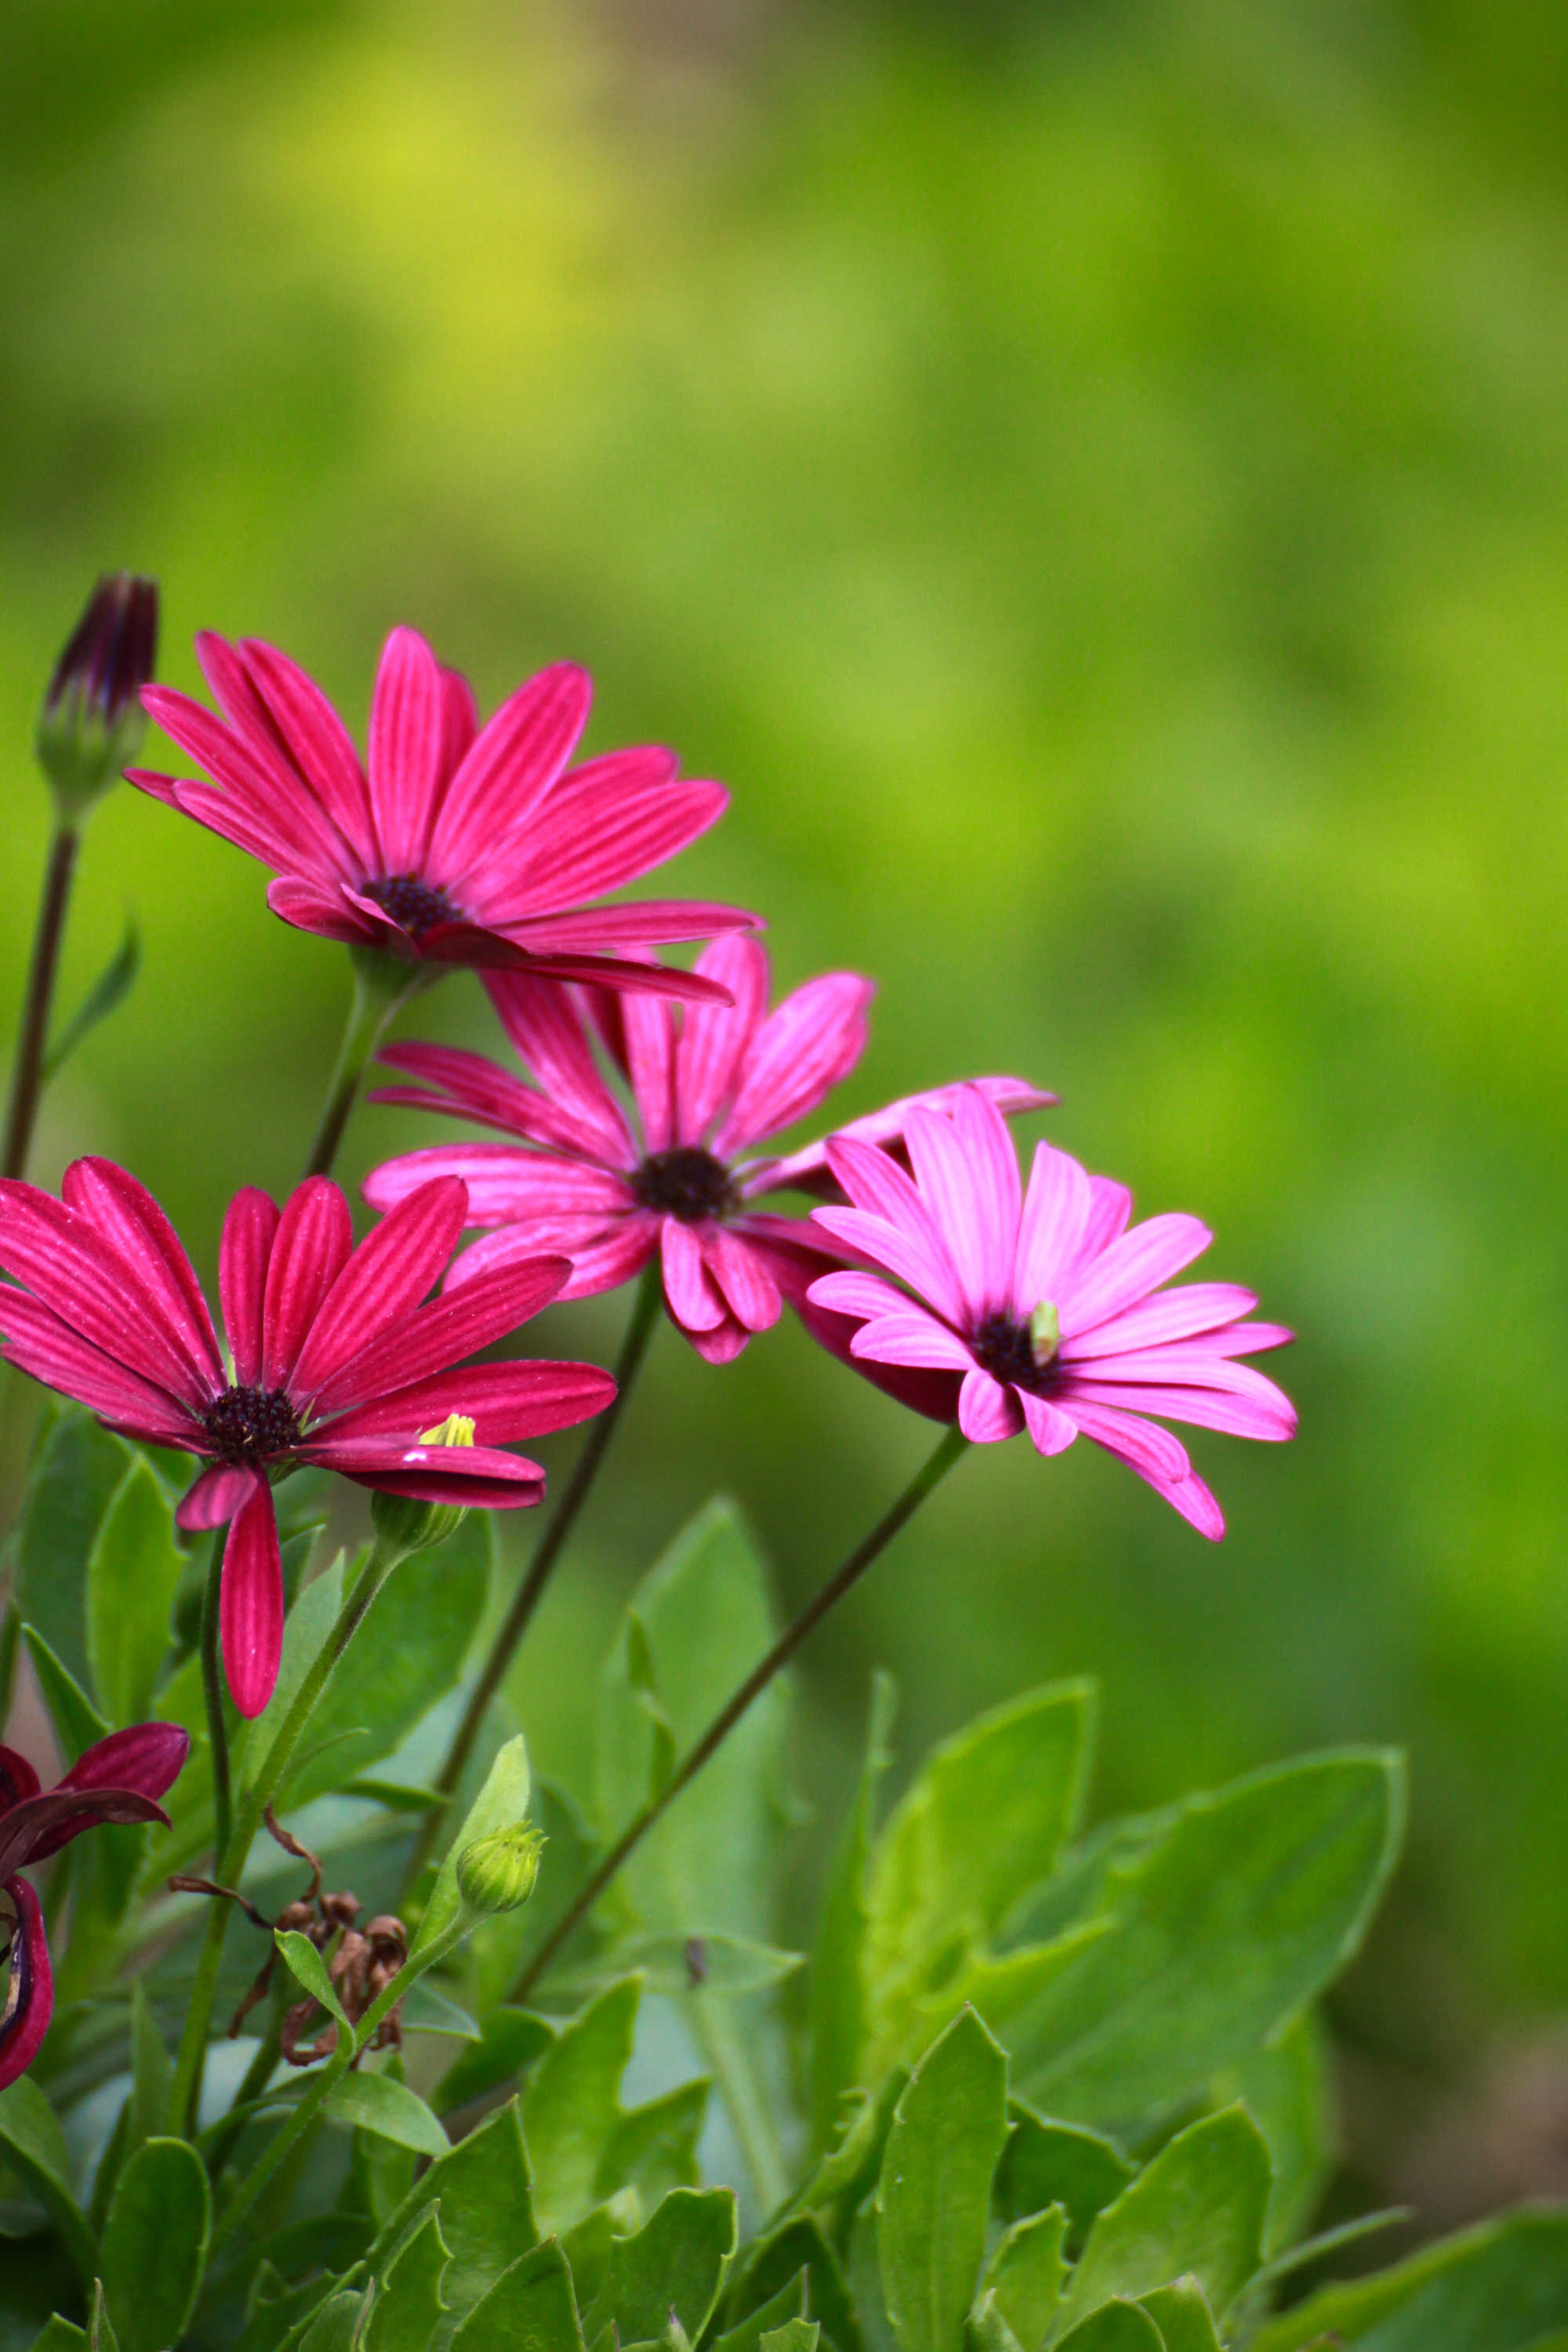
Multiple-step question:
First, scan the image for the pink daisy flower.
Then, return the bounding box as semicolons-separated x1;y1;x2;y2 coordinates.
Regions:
363;938;1054;1367
132;626;758;1004
806;1086;1294;1537
0;1161;615;1715
0;1724;189;2089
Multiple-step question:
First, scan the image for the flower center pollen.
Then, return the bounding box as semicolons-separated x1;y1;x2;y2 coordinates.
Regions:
631;1146;738;1224
363;874;457;941
970;1312;1063;1396
204;1384;303;1465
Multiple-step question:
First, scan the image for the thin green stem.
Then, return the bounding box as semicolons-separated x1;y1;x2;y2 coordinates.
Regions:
511;1421;970;2005
303;953;423;1183
199;1526;233;1863
200;2018;284;2180
168;1542;401;2136
3;822;79;1180
405;1258;663;1894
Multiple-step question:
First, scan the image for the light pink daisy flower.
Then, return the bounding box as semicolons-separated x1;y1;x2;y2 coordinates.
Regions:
807;1085;1294;1537
364;938;1054;1367
132;626;757;1004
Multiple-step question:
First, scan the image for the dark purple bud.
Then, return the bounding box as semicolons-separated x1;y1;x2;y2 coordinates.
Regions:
35;572;160;816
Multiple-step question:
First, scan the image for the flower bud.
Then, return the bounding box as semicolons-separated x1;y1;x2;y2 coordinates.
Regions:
1029;1300;1060;1370
456;1821;546;1916
35;574;159;818
369;1414;476;1561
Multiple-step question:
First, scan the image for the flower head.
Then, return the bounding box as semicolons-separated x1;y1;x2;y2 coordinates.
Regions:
0;1725;188;2089
363;938;1054;1364
132;626;758;1002
0;1160;616;1715
37;573;159;816
807;1086;1294;1537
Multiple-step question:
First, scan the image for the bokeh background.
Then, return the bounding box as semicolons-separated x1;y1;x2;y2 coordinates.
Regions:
5;0;1567;2229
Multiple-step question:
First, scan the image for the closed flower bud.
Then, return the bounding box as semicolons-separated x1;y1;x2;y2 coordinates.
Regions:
369;1414;477;1561
35;574;158;817
456;1821;546;1915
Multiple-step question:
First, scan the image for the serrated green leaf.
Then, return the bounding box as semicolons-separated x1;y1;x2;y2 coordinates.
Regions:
296;2292;365;2352
0;2077;98;2292
100;2137;209;2352
711;2269;809;2352
275;1928;351;2030
1053;2306;1161;2352
559;1933;803;1999
436;2007;556;2114
368;2096;538;2321
43;916;140;1081
559;2194;641;2314
88;2279;118;2352
996;2110;1134;2245
1009;1751;1405;2132
761;2327;820;2352
1138;2277;1221;2352
85;1461;183;1729
16;1411;134;1690
878;2009;1010;2352
522;1976;641;2232
22;1622;109;1760
399;1979;480;2040
719;2214;861;2352
362;2205;448;2352
325;2072;450;2158
344;1777;445;1812
1249;2205;1568;2350
967;2292;1023;2352
29;2322;88;2352
414;1732;530;1960
811;1673;897;2149
978;2208;1065;2351
1219;2012;1335;2257
1051;2107;1270;2339
450;2237;585;2352
596;2078;708;2205
585;2186;739;2348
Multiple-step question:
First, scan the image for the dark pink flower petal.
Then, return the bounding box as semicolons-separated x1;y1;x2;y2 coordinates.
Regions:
266;876;380;946
624;993;677;1154
307;1254;572;1414
0;1786;174;1880
1058;1214;1213;1339
958;1368;1025;1443
61;1160;223;1393
1058;1283;1258;1362
220;1481;285;1719
220;1186;281;1387
227;637;377;863
437;666;478;786
706;1229;782;1333
483;974;637;1160
1065;1178;1134;1284
1179;1320;1294;1357
689;1318;751;1365
807;1269;908;1322
0;1289;198;1445
438;1213;652;1300
904;1101;1011;1324
1061;1377;1294;1443
813;1203;968;1334
367;1145;630;1231
753;1075;1056;1198
0;1748;41;1809
52;1724;190;1809
0;1878;52;2091
1011;1143;1091;1316
1063;1399;1192;1486
848;1308;975;1372
372;1037;619;1158
549;1218;661;1301
782;1266;961;1425
818;1135;969;1323
307;1436;545;1508
495;900;759;956
428;662;591;877
674;937;770;1145
1018;1390;1077;1456
713;972;874;1160
481;766;728;920
261;1178;353;1390
368;626;448;872
194;633;368;858
660;1218;726;1332
141;690;358;879
0;1184;209;1404
321;1358;615;1446
291;1178;468;1400
177;1463;263;1531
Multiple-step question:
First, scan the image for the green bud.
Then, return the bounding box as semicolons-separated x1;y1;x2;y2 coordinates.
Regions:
369;1414;477;1561
456;1821;546;1916
35;574;158;818
1029;1300;1060;1369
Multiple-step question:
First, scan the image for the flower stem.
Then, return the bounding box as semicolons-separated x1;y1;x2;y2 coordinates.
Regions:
200;1526;233;1863
404;1257;663;1894
167;1541;401;2137
2;822;79;1180
510;1420;970;2004
303;952;423;1183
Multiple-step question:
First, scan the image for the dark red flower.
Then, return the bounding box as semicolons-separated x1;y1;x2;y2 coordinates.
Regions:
0;1160;615;1716
0;1726;188;2089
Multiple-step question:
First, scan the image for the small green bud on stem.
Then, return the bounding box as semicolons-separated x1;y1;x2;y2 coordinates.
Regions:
369;1414;477;1561
456;1821;546;1915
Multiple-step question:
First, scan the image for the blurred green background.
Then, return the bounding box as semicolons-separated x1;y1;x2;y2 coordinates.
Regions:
5;0;1567;2225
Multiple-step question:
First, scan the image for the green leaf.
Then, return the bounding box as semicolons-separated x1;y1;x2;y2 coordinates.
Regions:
125;1984;169;2164
344;1778;446;1812
1249;2206;1568;2350
720;2216;861;2352
289;1515;493;1806
22;1623;109;1761
29;2323;88;2352
761;2328;821;2352
811;1673;897;2149
367;2097;539;2323
789;2067;908;2242
0;2078;99;2292
1220;2012;1336;2257
450;2238;586;2352
1008;1751;1405;2132
470;1777;593;2013
1051;2107;1271;2339
100;2137;209;2352
240;1552;347;1798
978;2209;1065;2351
1053;2307;1161;2352
996;2110;1134;2245
436;2007;557;2114
362;2205;449;2352
866;1684;1095;2078
296;2292;365;2352
16;1410;134;1690
85;1461;183;1728
559;2194;640;2314
1138;2278;1221;2352
44;916;140;1080
400;1980;480;2040
88;2279;119;2352
521;1976;640;2232
561;1933;803;1999
275;1928;351;2031
414;1732;531;1961
712;2270;810;2352
584;2186;739;2348
877;2009;1011;2352
325;2073;450;2158
597;2079;709;2205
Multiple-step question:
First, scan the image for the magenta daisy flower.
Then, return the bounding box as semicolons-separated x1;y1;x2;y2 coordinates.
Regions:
0;1161;615;1715
363;938;1054;1366
806;1085;1294;1537
1;1724;189;2089
132;626;758;1004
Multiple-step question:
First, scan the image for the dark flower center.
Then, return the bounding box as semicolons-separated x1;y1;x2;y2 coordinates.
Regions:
970;1312;1062;1395
204;1384;303;1465
362;874;457;940
631;1146;738;1224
